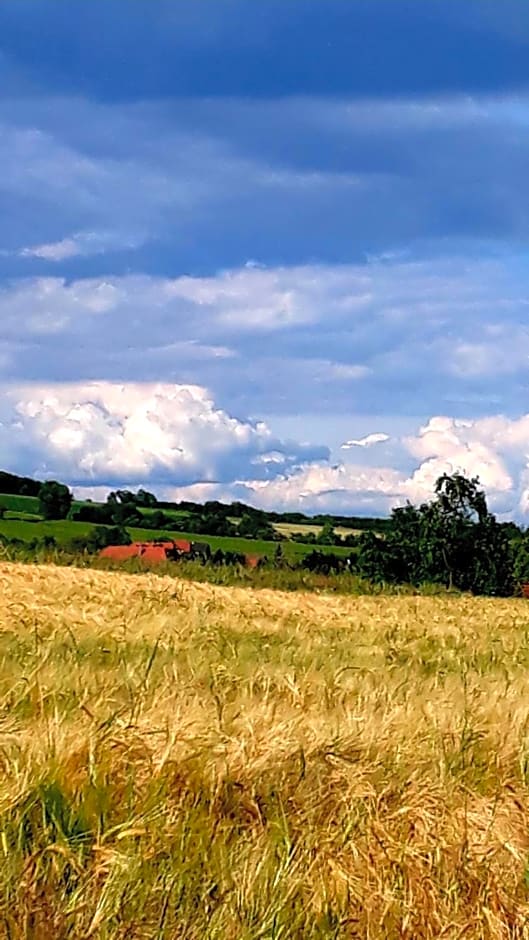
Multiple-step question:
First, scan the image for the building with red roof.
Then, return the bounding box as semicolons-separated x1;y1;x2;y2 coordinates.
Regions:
99;539;192;563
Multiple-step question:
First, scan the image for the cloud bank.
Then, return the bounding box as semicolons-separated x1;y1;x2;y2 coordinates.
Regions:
4;91;529;274
1;79;529;518
1;252;529;422
1;380;529;520
0;381;327;487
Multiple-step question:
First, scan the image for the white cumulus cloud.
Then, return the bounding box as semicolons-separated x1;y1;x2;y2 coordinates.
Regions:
0;381;326;487
19;230;145;262
404;416;513;495
2;381;529;519
165;413;529;519
342;433;390;448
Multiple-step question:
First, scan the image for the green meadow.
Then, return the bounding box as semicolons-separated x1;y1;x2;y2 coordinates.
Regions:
0;494;352;561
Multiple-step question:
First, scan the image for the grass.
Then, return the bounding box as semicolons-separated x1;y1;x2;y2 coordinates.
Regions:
0;518;98;541
137;506;190;521
0;493;40;514
94;555;369;593
5;511;42;522
1;561;529;936
0;492;356;561
0;495;366;557
0;515;353;561
127;527;352;560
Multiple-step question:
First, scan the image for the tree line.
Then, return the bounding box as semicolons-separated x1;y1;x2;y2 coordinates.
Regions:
0;472;389;537
352;473;525;596
4;471;529;596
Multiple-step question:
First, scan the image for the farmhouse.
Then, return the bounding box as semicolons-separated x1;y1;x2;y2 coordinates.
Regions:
99;539;263;568
99;539;192;563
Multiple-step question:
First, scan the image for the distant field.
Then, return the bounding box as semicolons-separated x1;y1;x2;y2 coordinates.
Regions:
273;521;360;538
5;511;41;522
1;562;527;936
127;527;352;559
0;518;97;542
0;514;352;560
0;491;359;560
137;506;190;521
0;493;40;514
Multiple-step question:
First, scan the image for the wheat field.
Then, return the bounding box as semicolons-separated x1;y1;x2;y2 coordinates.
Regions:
1;562;529;937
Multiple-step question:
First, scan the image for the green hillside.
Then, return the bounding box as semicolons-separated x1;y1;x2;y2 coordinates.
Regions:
0;493;40;514
0;516;351;561
0;471;369;561
126;527;352;559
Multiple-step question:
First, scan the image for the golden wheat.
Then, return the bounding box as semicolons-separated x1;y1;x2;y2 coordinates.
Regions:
1;561;529;937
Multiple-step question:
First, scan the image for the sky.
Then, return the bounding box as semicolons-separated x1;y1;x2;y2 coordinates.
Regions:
2;1;529;517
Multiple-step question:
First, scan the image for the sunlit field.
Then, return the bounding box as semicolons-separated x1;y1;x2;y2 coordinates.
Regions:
2;562;529;937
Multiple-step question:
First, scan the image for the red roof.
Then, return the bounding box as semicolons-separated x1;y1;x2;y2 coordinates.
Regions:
100;544;140;560
173;539;191;553
100;542;263;568
100;539;192;563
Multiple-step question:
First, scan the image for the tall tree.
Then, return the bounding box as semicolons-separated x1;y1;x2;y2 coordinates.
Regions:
135;489;157;507
38;481;72;520
357;472;514;596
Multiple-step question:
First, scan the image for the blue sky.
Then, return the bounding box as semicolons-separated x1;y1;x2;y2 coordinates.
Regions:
2;1;529;516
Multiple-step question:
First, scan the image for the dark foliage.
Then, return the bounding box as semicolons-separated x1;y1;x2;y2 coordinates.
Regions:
356;473;515;596
63;525;132;554
0;470;42;497
70;504;115;525
209;548;246;566
302;550;349;575
38;481;73;521
134;509;173;530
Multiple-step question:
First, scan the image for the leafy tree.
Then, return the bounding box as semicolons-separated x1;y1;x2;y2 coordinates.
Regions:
342;533;359;547
96;525;132;548
499;521;523;541
356;531;389;583
38;481;72;520
384;503;425;584
65;525;132;554
291;531;317;544
302;550;344;575
150;509;170;529
189;512;237;537
511;536;529;590
134;509;171;530
135;489;157;507
238;512;276;540
358;472;514;596
316;520;338;546
107;489;136;505
435;472;487;523
469;511;513;596
238;513;261;538
110;501;142;527
70;503;114;525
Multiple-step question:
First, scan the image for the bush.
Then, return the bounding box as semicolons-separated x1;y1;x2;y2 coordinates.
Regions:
38;481;72;520
70;504;114;525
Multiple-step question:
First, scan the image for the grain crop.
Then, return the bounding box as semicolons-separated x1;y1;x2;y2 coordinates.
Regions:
1;562;529;937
